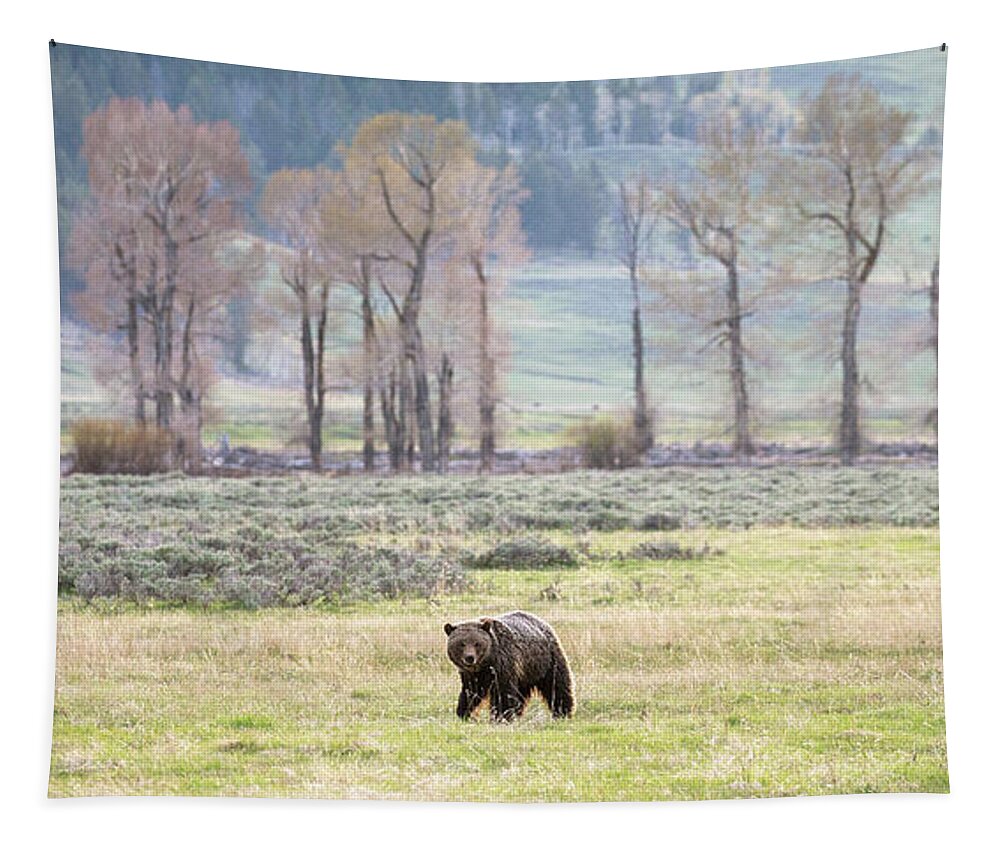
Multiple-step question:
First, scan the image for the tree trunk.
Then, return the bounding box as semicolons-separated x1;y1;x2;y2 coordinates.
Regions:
398;356;415;472
175;294;204;471
152;235;178;430
363;374;376;472
930;258;939;362
436;353;455;474
176;389;203;472
405;377;417;471
724;261;753;458
928;257;939;434
839;277;863;465
404;314;436;472
153;305;174;429
125;281;145;425
307;406;323;471
380;361;405;473
474;258;497;472
629;261;653;451
314;283;329;472
360;270;377;473
299;290;321;471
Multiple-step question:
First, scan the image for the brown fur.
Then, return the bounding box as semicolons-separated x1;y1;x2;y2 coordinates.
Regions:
444;611;575;722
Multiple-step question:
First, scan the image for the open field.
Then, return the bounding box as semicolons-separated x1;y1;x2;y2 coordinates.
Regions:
51;469;944;800
51;526;945;800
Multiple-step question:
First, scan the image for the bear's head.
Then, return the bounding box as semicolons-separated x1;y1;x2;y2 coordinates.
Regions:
444;619;496;673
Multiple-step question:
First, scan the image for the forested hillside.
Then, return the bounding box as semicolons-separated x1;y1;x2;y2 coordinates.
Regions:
51;44;944;306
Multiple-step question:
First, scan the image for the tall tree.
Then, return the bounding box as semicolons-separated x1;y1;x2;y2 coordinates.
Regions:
76;98;251;464
321;169;401;472
340;113;482;472
615;175;659;452
453;164;528;472
260;167;340;471
786;76;929;464
926;257;940;433
659;118;763;458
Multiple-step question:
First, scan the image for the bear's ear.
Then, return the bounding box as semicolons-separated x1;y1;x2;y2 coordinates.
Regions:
478;618;495;633
444;623;455;636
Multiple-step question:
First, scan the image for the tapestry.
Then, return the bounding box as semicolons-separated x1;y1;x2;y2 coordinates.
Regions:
49;42;947;800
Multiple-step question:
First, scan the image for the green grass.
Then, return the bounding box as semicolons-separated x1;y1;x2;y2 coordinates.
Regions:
51;470;945;800
50;526;945;800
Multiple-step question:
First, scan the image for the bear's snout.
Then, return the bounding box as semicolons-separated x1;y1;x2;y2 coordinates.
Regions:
463;653;476;665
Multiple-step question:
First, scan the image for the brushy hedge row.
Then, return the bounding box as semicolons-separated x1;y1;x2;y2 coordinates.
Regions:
59;467;938;607
60;537;467;608
61;467;939;532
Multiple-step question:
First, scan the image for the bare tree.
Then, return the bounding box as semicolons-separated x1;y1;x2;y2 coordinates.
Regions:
659;118;763;458
926;257;939;433
260;167;340;471
322;171;409;473
341;114;480;472
785;76;931;464
615;175;659;452
435;352;455;471
75;98;252;465
356;255;379;472
463;165;528;472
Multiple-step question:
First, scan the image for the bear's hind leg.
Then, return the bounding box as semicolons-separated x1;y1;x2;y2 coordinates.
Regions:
544;650;575;719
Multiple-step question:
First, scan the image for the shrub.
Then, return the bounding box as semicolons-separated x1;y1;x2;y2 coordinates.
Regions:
276;545;468;605
71;419;174;474
466;536;579;570
62;540;467;609
638;512;683;531
570;416;643;469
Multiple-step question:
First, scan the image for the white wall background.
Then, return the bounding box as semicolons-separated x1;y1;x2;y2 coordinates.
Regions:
1;3;995;849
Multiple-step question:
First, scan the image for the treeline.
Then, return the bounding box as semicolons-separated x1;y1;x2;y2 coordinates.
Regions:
68;74;939;473
617;79;939;465
70;104;524;474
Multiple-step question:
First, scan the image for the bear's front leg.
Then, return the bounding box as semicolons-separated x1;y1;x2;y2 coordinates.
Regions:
457;675;484;720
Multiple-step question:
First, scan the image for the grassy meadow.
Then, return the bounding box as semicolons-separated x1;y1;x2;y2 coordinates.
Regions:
51;468;946;800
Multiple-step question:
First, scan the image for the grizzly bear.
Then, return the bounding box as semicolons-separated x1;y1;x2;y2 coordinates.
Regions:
443;611;575;721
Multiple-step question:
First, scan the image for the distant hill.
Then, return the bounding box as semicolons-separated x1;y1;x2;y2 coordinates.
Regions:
51;43;945;304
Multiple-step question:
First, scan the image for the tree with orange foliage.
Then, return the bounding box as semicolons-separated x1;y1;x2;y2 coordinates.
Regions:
339;114;483;473
72;98;252;465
